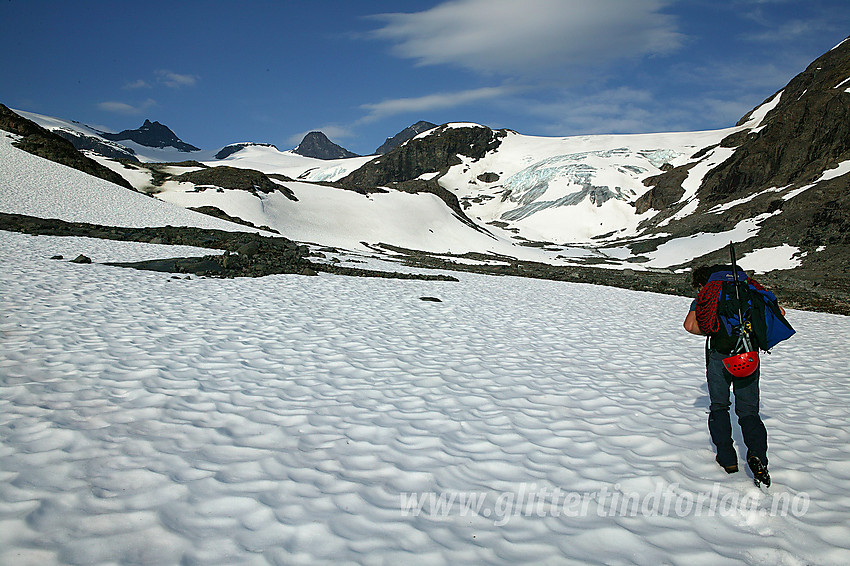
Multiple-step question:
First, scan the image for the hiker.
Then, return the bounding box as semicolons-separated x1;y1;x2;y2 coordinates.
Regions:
683;264;788;486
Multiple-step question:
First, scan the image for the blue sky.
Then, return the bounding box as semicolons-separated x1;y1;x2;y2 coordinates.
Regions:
1;0;849;155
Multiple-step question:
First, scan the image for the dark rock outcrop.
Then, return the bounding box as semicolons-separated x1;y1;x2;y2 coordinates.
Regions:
53;130;139;162
338;124;507;232
293;132;358;160
0;212;457;281
634;163;694;214
102;119;200;152
699;37;850;202
340;124;506;189
173;166;296;199
633;36;850;282
0;104;136;190
187;206;280;233
374;121;437;155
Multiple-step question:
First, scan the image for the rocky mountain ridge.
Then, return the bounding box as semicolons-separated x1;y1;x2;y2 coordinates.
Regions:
0;104;135;190
629;36;850;281
293;131;359;160
102;119;200;152
341;124;508;188
374;121;437;155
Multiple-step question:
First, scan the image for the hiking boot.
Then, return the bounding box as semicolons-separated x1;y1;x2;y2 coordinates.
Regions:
716;455;739;474
747;453;771;487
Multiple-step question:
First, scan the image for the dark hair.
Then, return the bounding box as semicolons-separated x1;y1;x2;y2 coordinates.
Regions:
691;265;714;288
691;264;739;288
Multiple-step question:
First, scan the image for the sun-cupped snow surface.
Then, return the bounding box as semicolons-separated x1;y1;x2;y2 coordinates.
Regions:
2;229;850;566
0;132;257;233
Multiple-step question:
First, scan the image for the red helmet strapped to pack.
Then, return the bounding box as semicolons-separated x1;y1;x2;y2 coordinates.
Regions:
722;350;760;378
720;242;761;379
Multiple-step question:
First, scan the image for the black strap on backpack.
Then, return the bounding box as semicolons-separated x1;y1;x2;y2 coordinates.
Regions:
728;242;755;355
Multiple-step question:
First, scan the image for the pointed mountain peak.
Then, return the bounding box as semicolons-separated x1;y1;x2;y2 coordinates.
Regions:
102;119;199;152
294;131;358;160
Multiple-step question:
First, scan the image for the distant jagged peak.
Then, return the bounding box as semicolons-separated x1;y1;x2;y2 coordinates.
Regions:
374;121;438;155
102;118;200;152
293;131;359;160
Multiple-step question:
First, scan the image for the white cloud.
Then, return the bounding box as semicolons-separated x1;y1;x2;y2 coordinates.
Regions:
97;99;157;115
359;86;515;122
369;0;683;76
123;79;151;90
155;70;199;88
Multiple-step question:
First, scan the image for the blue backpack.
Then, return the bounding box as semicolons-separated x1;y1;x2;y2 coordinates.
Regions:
703;270;795;353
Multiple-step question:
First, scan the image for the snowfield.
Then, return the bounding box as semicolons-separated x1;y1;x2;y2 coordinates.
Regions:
2;230;850;565
2;103;850;565
0;132;259;233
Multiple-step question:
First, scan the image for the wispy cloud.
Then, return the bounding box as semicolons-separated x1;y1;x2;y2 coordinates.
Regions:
359;86;516;123
123;79;151;90
526;84;763;137
733;0;845;43
155;70;199;88
97;98;157;115
742;19;833;43
526;87;663;135
369;0;683;77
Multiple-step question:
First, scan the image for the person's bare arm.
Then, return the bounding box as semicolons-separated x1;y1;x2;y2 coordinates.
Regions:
683;310;705;336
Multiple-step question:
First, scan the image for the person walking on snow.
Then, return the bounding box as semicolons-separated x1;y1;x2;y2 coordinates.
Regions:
683;265;783;485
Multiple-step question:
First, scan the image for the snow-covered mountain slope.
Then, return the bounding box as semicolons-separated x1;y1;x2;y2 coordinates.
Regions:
4;106;823;273
210;143;375;182
0;131;261;233
436;127;739;244
0;117;577;266
17;107;716;246
152;176;595;263
15;109;373;182
15;109;219;163
2;229;849;565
